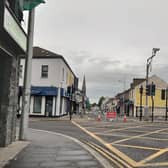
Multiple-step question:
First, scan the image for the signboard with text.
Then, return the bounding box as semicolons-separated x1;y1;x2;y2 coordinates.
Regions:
106;112;117;119
0;2;27;54
3;6;27;52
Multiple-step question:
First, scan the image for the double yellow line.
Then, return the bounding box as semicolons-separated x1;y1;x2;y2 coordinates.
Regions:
72;121;134;168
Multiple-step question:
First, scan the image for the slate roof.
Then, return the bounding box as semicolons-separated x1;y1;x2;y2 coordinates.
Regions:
21;46;77;78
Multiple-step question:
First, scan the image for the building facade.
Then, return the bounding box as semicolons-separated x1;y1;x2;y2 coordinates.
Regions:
0;1;27;147
19;47;78;117
132;75;167;117
116;75;168;117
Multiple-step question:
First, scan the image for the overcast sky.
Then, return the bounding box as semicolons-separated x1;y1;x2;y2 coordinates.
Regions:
25;0;168;103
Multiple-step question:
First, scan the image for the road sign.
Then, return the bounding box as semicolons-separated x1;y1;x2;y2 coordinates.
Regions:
106;112;117;119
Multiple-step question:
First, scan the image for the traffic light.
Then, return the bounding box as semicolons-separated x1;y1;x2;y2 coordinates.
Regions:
146;85;150;96
146;83;156;96
151;83;156;96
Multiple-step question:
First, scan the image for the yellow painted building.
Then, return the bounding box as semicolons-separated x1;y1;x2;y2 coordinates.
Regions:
67;70;74;86
133;75;167;117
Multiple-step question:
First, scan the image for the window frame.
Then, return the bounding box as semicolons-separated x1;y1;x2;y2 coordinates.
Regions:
41;65;48;78
161;89;166;100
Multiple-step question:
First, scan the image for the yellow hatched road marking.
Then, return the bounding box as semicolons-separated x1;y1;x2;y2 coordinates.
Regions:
72;121;137;167
85;141;127;168
112;144;161;151
139;136;168;141
103;124;151;133
98;129;150;134
112;128;168;144
138;162;168;167
121;129;149;133
95;132;130;137
83;126;107;129
137;148;168;165
158;131;168;135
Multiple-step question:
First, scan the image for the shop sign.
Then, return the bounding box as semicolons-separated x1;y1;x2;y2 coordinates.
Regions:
3;6;27;52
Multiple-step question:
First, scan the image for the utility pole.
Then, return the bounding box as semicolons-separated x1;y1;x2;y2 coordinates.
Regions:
145;48;160;120
139;85;143;121
19;8;35;140
166;87;168;121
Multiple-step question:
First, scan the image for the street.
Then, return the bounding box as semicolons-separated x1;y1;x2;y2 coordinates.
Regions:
29;116;168;168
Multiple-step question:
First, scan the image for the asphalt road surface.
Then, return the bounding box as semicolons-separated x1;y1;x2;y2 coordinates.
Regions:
29;117;168;168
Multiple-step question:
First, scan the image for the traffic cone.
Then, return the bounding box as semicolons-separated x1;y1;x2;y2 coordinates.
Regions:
97;114;101;121
123;114;127;122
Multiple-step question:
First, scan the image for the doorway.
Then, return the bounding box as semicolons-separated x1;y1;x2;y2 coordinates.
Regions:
45;96;53;117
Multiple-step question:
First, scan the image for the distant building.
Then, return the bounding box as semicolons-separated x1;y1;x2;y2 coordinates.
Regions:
116;75;168;117
131;75;167;117
19;47;78;117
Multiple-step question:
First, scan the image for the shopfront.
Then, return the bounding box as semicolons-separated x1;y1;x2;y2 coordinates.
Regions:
0;1;27;147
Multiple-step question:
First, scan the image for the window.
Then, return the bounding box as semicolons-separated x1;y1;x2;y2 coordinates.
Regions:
66;72;68;84
161;89;166;100
33;96;42;113
62;68;64;81
41;65;48;78
19;65;23;78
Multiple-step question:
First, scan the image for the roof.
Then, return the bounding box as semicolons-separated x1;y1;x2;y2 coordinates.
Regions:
130;78;146;88
33;47;63;58
135;75;168;89
21;46;77;78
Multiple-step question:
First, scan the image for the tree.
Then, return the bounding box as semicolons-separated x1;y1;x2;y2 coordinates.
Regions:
98;96;105;107
92;103;97;107
86;98;91;111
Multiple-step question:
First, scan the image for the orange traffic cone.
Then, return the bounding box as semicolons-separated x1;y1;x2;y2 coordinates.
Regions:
97;114;101;121
123;114;127;122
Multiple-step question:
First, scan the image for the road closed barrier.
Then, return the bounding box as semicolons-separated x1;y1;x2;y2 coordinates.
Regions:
106;111;117;120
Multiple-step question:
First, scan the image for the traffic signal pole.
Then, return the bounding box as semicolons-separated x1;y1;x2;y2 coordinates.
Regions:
145;48;160;120
145;62;149;120
166;87;168;121
151;96;154;122
19;8;35;140
139;85;143;121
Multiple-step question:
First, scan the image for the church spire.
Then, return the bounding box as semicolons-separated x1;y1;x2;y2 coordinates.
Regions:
82;75;86;96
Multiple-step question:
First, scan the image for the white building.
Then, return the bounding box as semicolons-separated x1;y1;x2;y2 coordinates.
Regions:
19;47;78;117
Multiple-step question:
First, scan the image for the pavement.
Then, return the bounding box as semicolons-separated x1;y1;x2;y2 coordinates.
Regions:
0;141;29;168
3;128;110;168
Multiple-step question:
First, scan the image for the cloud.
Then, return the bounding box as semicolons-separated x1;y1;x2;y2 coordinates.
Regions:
31;0;168;102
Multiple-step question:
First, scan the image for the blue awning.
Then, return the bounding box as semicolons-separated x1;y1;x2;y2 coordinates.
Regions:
19;86;58;96
31;86;58;96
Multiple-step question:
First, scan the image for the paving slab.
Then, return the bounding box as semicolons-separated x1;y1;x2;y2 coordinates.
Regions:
4;129;105;168
0;141;29;168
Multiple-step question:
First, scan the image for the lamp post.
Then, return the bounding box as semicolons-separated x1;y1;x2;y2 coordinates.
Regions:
19;8;35;140
19;0;45;140
145;48;160;120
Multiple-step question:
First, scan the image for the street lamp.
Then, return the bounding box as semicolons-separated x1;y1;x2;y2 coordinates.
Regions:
145;48;160;120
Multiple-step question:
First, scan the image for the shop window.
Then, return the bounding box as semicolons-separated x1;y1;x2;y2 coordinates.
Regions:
41;65;48;78
33;96;42;113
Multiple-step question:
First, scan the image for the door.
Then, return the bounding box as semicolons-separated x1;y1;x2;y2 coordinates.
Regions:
45;96;53;117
